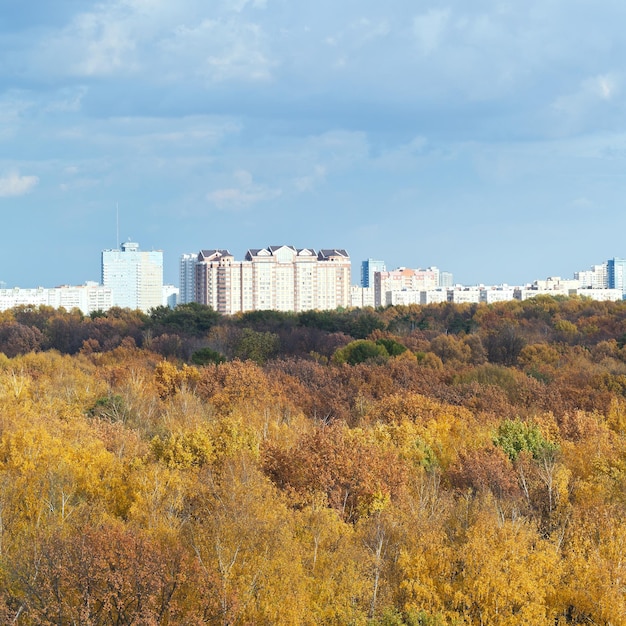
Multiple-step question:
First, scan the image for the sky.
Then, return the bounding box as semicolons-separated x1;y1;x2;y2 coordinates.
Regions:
1;0;626;288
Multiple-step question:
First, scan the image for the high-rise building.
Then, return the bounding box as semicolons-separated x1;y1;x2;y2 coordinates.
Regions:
361;259;386;288
195;245;351;314
101;241;163;312
374;267;440;306
179;253;197;304
576;263;608;289
607;258;626;297
162;284;179;308
438;270;454;288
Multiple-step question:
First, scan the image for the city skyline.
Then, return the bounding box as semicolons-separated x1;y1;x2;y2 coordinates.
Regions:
1;236;625;292
0;243;624;315
2;2;626;288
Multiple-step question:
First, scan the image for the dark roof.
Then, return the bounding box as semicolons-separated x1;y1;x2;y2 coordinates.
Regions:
318;249;350;259
244;248;263;260
268;245;296;253
198;249;231;261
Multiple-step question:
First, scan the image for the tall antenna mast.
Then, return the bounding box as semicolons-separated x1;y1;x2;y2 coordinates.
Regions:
116;202;120;249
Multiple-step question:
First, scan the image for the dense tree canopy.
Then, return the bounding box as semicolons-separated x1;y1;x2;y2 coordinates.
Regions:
0;296;626;623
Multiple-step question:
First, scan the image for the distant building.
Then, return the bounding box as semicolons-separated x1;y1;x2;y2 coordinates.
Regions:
374;267;440;306
421;289;449;304
351;286;375;308
515;286;569;300
361;259;386;288
195;245;351;314
533;277;581;291
0;283;112;315
480;285;517;304
448;287;481;304
607;258;626;297
162;284;178;308
101;241;163;312
439;271;454;288
571;288;622;301
575;263;608;289
179;253;197;304
386;290;422;306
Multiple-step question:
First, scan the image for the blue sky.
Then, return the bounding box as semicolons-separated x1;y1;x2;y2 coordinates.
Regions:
1;0;625;288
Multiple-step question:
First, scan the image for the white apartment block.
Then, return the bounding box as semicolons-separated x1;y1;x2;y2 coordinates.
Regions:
179;253;197;304
571;288;622;302
374;268;439;306
386;290;422;306
448;287;482;304
350;286;375;308
515;287;570;300
480;286;517;304
0;288;49;310
162;284;179;308
420;289;449;304
102;241;163;313
533;277;581;291
0;283;113;315
575;263;608;289
195;245;351;314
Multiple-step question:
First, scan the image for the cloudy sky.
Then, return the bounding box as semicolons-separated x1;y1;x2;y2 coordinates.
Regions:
1;0;625;288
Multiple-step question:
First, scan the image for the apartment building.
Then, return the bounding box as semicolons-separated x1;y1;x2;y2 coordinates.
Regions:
374;267;440;306
575;263;608;289
179;253;197;304
0;283;113;315
195;245;351;314
101;241;163;312
361;258;386;288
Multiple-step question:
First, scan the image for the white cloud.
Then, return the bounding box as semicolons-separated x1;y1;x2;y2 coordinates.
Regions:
207;170;281;210
413;9;451;55
163;19;273;82
229;0;268;12
0;94;33;140
37;3;141;78
45;87;88;113
76;13;138;76
596;74;618;100
294;165;327;192
550;72;621;134
0;171;39;197
308;130;370;167
34;0;275;83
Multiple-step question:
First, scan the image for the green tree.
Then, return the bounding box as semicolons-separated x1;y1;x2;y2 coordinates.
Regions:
191;346;226;365
233;328;280;364
493;418;557;462
333;340;389;365
149;302;220;336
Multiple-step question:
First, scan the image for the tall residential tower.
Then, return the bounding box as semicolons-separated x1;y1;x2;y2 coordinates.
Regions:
607;258;626;297
195;245;351;314
101;241;163;312
179;253;198;304
361;258;386;288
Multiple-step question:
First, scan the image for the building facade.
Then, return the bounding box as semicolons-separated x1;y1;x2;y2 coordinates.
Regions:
361;259;386;288
575;263;608;290
179;253;197;304
374;267;440;306
607;258;626;297
350;286;375;308
195;245;351;314
0;283;113;315
101;241;163;312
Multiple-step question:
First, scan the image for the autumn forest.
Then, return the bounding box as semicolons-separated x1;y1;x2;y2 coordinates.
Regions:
1;296;626;624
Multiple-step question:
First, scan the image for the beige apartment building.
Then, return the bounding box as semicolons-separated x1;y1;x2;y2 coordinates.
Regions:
195;245;351;314
374;267;440;306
